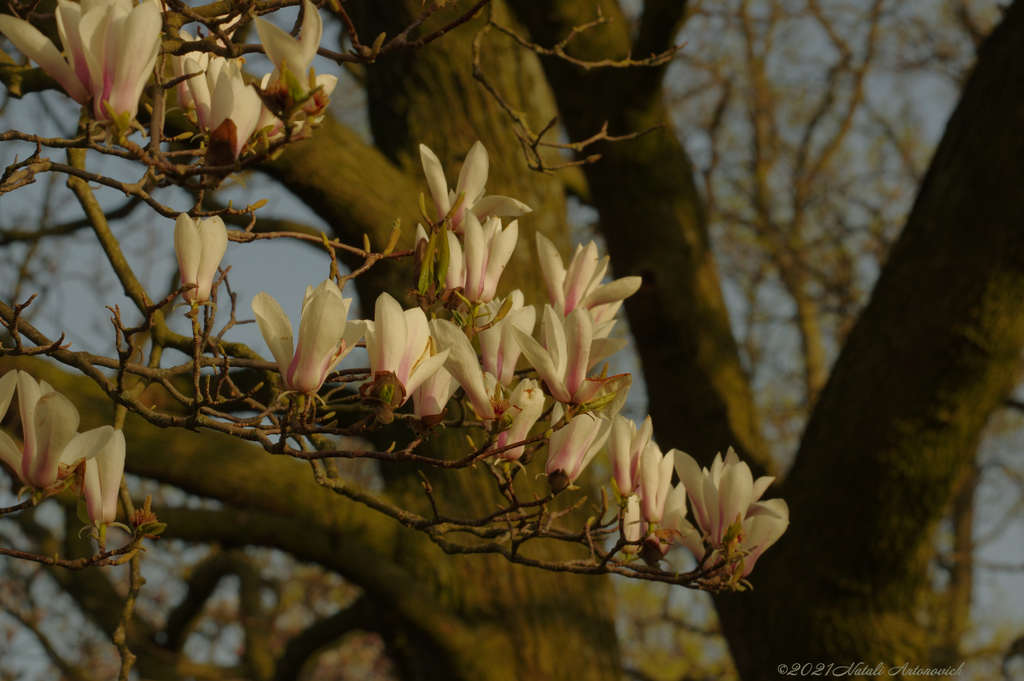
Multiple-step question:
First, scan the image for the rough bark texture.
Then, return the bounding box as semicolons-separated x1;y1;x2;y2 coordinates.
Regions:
717;2;1024;675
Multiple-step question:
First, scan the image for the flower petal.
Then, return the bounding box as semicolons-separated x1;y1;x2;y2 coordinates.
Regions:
419;144;451;220
0;15;89;103
456;140;489;205
510;323;570;403
252;292;295;377
25;390;80;488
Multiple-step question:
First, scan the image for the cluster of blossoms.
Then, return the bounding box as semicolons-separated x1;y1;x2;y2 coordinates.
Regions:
170;139;789;582
0;0;333;154
0;370;126;539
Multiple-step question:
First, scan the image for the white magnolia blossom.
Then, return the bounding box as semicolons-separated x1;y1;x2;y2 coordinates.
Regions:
181;55;263;160
254;71;338;140
255;0;322;94
412;366;458;419
478;290;536;387
672;448;789;577
0;371;119;489
638;442;674;524
536;232;642;338
83;429;126;526
252;280;365;395
511;305;626;406
0;0;162;123
363;293;450;406
545;403;612;489
491;378;545;462
441;213;519;304
419;141;531;233
608;414;653;496
173;214;228;304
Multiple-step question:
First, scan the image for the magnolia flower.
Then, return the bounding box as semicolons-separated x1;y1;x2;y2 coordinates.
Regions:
252;280;364;394
429;318;495;420
638;442;674;524
439;213;518;304
608;414;653;496
174;214;228;304
673;448;788;577
181;56;263;160
511;305;626;407
492;379;545;462
363;293;450;406
255;0;322;94
412;366;458;419
83;429;126;526
545;403;612;493
254;71;337;140
0;371;118;489
536;233;642;337
419;142;531;233
0;0;162;124
478;291;536;387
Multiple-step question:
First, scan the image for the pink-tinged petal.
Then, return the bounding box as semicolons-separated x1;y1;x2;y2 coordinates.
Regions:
252;292;295;378
403;348;450;400
25;391;80;488
608;415;636;493
562;307;594;398
702;474;722;542
56;1;90;93
740;502;789;576
412;366;456;418
0;431;24;482
456;140;489;205
297;0;322;71
510;324;571;403
173;214;201;297
470;195;532;221
79;2;113;111
287;280;348;393
59;425;115;468
573;416;611;481
16;371;44;462
430;319;494;419
536;232;567;311
106;0;161;120
481;219;517;303
419;144;451;220
0;15;89;104
563;241;600;314
84;430;126;525
461;212;486;302
0;370;17;420
674;450;710;535
582;276;642;310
